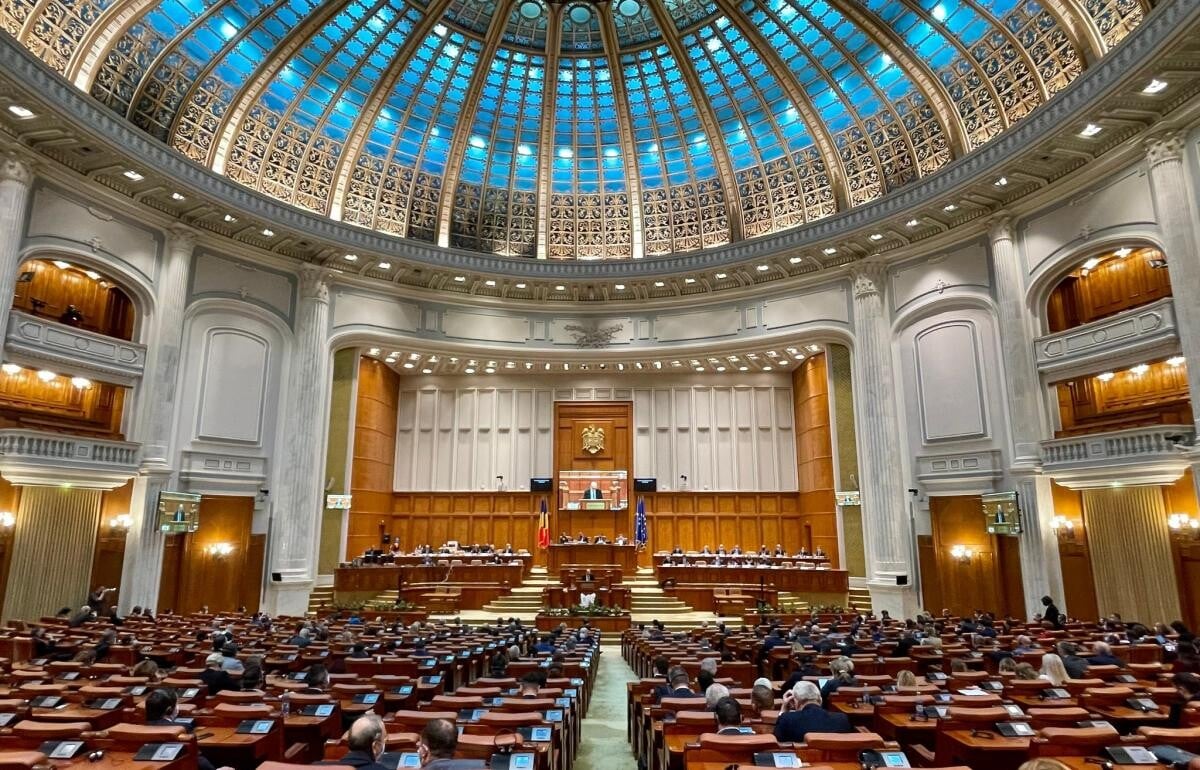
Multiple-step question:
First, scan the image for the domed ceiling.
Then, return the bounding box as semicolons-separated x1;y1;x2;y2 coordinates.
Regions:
2;0;1143;260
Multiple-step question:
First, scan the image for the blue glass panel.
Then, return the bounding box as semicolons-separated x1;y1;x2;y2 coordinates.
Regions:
456;47;543;189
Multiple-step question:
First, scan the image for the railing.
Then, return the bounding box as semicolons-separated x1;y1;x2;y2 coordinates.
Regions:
5;310;147;386
1034;298;1178;379
0;428;140;488
1041;425;1194;488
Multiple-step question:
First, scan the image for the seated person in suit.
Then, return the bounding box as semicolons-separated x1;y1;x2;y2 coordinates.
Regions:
814;546;826;557
582;481;604;500
714;696;744;734
417;718;476;770
717;543;727;555
501;543;514;555
672;545;684;555
576;531;590;543
700;545;712;555
662;666;697;700
1169;672;1200;726
595;534;609;544
773;543;785;556
796;546;810;556
758;545;769;555
1086;640;1126;668
321;714;389;770
559;532;570;544
773;680;852;742
615;533;628;545
731;544;742;555
145;689;217;770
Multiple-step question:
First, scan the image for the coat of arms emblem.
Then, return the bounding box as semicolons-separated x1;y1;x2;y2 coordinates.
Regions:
580;424;605;454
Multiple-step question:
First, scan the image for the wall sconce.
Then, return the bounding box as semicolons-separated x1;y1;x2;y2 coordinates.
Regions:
1167;513;1200;539
949;544;974;563
1050;515;1076;541
206;542;235;557
0;511;13;528
110;513;132;530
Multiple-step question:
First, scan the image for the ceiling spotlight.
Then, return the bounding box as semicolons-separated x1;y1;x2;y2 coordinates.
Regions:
84;270;101;280
464;367;476;374
1143;79;1168;94
484;367;495;374
762;366;773;371
171;192;186;201
1130;363;1149;376
614;284;626;290
1;363;19;375
694;366;704;372
1167;356;1185;367
261;228;274;237
1113;247;1132;258
1097;371;1115;382
36;370;55;382
756;264;770;272
70;376;91;389
1082;257;1101;271
715;272;727;279
684;277;696;284
223;214;238;223
993;177;1008;187
343;254;358;262
1079;123;1103;138
822;247;838;255
515;283;526;289
653;361;662;369
421;368;432;374
402;362;414;369
555;285;566;291
654;281;665;287
905;218;919;227
7;105;34;119
485;279;496;287
943;203;958;212
378;262;391;269
869;233;883;241
454;275;466;282
384;356;397;363
52;260;71;270
716;366;726;372
738;366;748;371
123;170;144;182
789;256;803;264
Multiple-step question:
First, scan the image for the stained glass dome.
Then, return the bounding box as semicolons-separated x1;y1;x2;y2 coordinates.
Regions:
1;0;1145;259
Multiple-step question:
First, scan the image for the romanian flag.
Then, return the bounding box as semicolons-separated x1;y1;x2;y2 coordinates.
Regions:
537;497;550;550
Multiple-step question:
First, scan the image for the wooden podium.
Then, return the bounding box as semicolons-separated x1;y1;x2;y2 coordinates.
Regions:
547;543;638;572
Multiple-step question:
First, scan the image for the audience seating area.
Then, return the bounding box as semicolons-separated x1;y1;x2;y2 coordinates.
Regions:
623;618;1200;770
0;612;598;770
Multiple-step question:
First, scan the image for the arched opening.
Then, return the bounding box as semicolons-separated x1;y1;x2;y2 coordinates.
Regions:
1045;244;1170;333
12;257;137;341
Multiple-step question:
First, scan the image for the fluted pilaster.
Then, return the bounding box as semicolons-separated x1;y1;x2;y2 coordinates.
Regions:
0;154;34;329
848;259;918;617
987;212;1063;617
265;266;332;614
118;224;196;613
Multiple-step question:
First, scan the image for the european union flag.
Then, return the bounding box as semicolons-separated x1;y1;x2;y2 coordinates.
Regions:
634;496;648;550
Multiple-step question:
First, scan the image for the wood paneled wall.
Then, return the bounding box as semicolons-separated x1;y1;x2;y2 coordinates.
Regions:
0;478;20;620
641;493;809;563
157;495;261;614
390;493;539;557
89;481;132;597
793;354;839;565
554;402;633;475
1051;481;1100;621
1164;471;1200;629
920;495;1024;617
1046;247;1171;333
1055;359;1191;436
12;258;136;340
347;358;400;559
0;368;125;438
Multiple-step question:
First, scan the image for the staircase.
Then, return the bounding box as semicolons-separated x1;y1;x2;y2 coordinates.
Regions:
307;586;335;614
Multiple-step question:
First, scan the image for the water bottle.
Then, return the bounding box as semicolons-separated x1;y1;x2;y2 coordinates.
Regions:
280;692;290;718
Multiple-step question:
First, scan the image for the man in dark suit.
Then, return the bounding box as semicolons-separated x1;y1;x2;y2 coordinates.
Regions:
714;697;745;734
417;718;480;770
774;681;852;742
672;545;684;555
660;666;696;700
576;532;590;544
1041;595;1063;628
582;482;603;500
200;653;237;695
145;689;216;770
1086;641;1126;668
318;715;389;770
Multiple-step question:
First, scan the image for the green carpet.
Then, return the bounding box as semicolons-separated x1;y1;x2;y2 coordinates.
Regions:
576;645;639;770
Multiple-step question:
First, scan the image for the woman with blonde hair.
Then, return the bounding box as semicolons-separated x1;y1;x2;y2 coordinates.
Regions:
895;670;918;689
1039;653;1069;686
998;657;1018;675
821;655;858;704
1014;662;1038;680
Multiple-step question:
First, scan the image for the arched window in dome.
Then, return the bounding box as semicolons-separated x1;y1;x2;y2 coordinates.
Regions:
1045;245;1171;334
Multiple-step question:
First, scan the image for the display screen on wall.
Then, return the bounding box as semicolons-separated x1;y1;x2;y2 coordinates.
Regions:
158;491;201;533
326;494;352;509
982;491;1022;536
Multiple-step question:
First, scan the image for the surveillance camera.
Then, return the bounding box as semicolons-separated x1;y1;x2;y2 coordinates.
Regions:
907;488;919;495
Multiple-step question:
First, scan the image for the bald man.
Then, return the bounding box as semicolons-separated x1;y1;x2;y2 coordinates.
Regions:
320;714;388;770
418;718;466;770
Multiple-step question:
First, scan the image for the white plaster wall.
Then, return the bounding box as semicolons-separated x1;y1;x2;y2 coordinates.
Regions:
393;373;796;492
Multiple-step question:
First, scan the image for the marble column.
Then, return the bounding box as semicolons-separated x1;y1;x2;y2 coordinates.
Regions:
264;266;332;615
1146;132;1200;437
0;154;34;329
848;260;919;618
118;225;196;613
988;214;1064;617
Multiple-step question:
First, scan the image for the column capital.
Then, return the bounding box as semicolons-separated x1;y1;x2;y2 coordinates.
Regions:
1145;130;1184;169
165;223;199;254
849;258;887;300
0;152;33;187
987;211;1015;245
298;265;333;303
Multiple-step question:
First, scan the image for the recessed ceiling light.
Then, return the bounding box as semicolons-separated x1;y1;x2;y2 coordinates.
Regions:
869;233;883;241
762;365;773;371
36;369;55;382
1082;257;1101;270
822;247;837;255
943;203;957;212
1143;79;1168;94
694;366;704;372
684;277;695;284
756;264;769;272
993;176;1008;187
484;367;495;374
807;344;821;353
377;262;391;269
485;279;496;287
261;228;274;237
789;256;802;264
738;366;748;371
71;376;91;389
1079;123;1103;138
84;270;100;280
385;357;397;364
715;272;727;279
368;347;380;356
223;214;238;223
454;275;466;282
52;260;70;270
170;192;186;202
464;367;476;374
422;368;432;374
123;170;144;182
716;366;726;372
344;254;358;262
614;284;626;290
515;283;526;289
905;218;919;227
555;285;566;291
7;105;34;119
0;363;19;375
1130;363;1149;376
654;281;665;287
1113;247;1132;258
1167;356;1185;367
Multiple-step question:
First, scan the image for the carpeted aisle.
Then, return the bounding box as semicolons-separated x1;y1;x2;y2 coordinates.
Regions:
575;644;639;770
